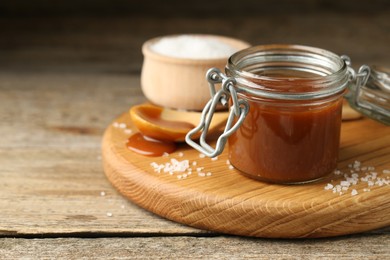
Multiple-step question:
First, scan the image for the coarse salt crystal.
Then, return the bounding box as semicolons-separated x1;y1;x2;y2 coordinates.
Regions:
198;172;206;177
119;123;126;129
383;169;390;174
124;129;132;134
162;152;169;157
353;161;361;167
100;191;106;196
228;165;234;170
178;152;184;157
199;153;206;158
113;122;119;128
192;161;197;166
324;183;333;190
211;157;218;161
106;212;113;217
351;189;358;196
206;172;212;176
150;159;190;174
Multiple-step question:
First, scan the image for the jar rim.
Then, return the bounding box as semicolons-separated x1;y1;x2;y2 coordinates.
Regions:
226;44;349;100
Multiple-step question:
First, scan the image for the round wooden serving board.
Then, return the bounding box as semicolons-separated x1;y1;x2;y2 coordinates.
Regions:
102;111;390;238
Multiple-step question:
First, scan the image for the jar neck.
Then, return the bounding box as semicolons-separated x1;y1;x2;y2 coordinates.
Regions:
226;44;349;100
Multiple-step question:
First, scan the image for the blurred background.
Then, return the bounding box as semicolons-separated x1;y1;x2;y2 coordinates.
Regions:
0;0;389;75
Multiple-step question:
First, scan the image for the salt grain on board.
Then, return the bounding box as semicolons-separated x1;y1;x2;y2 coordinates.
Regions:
324;183;333;190
149;156;216;180
324;161;390;196
124;129;133;134
196;167;204;172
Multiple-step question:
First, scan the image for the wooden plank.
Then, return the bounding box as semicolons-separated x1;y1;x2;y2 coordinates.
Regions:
1;0;387;17
0;235;389;259
0;73;204;235
0;72;145;148
1;13;389;74
0;147;206;236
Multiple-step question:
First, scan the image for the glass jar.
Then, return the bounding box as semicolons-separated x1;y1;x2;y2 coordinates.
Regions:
186;44;387;184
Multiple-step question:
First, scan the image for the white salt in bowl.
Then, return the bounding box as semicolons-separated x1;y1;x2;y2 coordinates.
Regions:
141;34;250;111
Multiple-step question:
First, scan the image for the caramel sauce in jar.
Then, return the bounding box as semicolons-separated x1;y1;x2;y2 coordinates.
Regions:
228;77;344;183
224;45;350;184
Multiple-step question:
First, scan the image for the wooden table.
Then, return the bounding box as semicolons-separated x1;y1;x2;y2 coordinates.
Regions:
1;7;389;258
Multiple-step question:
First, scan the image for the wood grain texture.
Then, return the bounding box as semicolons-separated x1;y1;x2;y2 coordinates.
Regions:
0;73;203;236
1;234;390;259
1;11;389;257
1;12;389;74
103;112;390;238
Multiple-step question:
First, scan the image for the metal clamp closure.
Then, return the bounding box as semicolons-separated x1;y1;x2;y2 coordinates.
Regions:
185;68;249;158
342;55;371;109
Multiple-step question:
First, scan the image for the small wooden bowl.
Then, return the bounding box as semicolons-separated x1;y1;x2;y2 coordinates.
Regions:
141;35;250;111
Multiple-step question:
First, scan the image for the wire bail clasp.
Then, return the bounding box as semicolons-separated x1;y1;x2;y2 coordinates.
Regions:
342;55;390;125
342;55;371;108
185;68;249;158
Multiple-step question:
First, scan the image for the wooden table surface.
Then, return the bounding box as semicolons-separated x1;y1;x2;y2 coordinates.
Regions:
1;4;389;258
